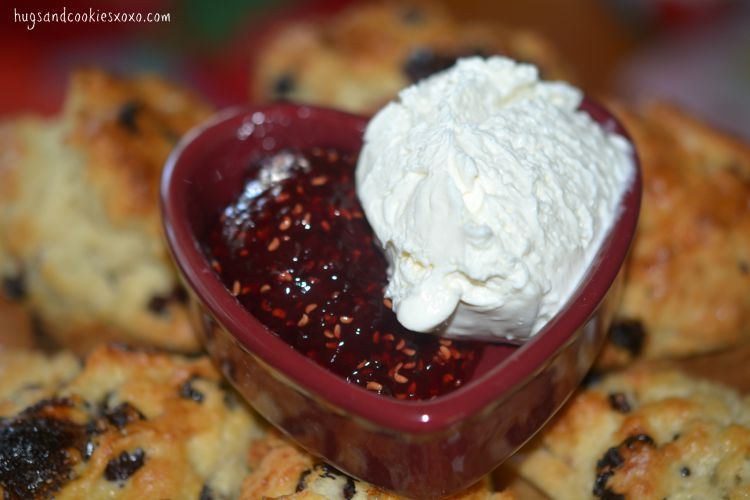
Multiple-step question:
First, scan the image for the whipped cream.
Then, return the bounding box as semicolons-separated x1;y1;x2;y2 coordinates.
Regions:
355;57;633;341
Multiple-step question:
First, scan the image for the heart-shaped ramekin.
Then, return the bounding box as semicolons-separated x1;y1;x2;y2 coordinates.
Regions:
161;100;641;498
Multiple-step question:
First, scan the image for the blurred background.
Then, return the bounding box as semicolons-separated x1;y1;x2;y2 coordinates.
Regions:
1;0;748;140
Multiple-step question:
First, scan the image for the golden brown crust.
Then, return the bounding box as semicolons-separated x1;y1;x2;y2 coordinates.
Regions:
0;344;511;499
0;344;263;499
64;70;212;228
0;70;213;353
251;0;573;114
598;102;750;365
633;341;750;394
241;431;513;499
0;348;80;415
240;432;315;498
512;367;750;499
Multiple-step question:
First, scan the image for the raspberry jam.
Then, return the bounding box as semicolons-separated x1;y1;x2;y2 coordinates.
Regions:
204;148;484;399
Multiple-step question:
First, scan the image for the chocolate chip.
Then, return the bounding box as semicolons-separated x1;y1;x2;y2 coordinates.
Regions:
104;448;146;482
273;74;296;96
594;434;655;499
147;295;169;315
199;484;214;500
608;392;632;413
592;471;623;500
179;377;205;403
97;391;115;413
403;49;458;83
343;476;357;499
597;447;624;470
148;285;190;316
624;433;655;448
581;369;603;388
680;466;691;477
117;101;140;133
86;418;108;437
403;48;488;83
609;320;646;357
172;285;189;304
317;462;340;480
1;274;26;301
295;468;311;492
104;403;145;429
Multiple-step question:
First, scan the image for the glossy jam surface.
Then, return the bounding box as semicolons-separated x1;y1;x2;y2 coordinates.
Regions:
204;148;484;399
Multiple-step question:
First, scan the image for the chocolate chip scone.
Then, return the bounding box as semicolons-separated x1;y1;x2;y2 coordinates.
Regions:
598;102;750;366
0;344;263;499
251;0;573;114
511;367;750;499
240;431;514;499
0;70;213;353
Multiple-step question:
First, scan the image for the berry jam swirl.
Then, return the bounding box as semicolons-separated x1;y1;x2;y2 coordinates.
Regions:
204;148;484;399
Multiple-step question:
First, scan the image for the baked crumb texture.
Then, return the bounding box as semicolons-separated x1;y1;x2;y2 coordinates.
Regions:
512;367;750;499
599;102;750;366
0;344;262;500
251;0;573;114
0;70;213;353
240;430;514;500
0;345;510;500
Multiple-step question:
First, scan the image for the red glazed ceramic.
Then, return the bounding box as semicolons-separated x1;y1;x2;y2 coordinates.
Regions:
161;101;641;498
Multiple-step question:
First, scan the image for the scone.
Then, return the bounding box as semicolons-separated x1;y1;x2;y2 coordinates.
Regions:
240;431;514;500
0;344;263;499
511;367;750;499
250;0;573;114
0;343;512;499
599;102;750;366
0;69;213;353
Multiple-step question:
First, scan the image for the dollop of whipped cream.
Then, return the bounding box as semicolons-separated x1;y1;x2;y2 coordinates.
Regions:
355;57;633;341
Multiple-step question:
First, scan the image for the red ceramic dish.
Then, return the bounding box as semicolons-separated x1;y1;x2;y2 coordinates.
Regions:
161;101;641;498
